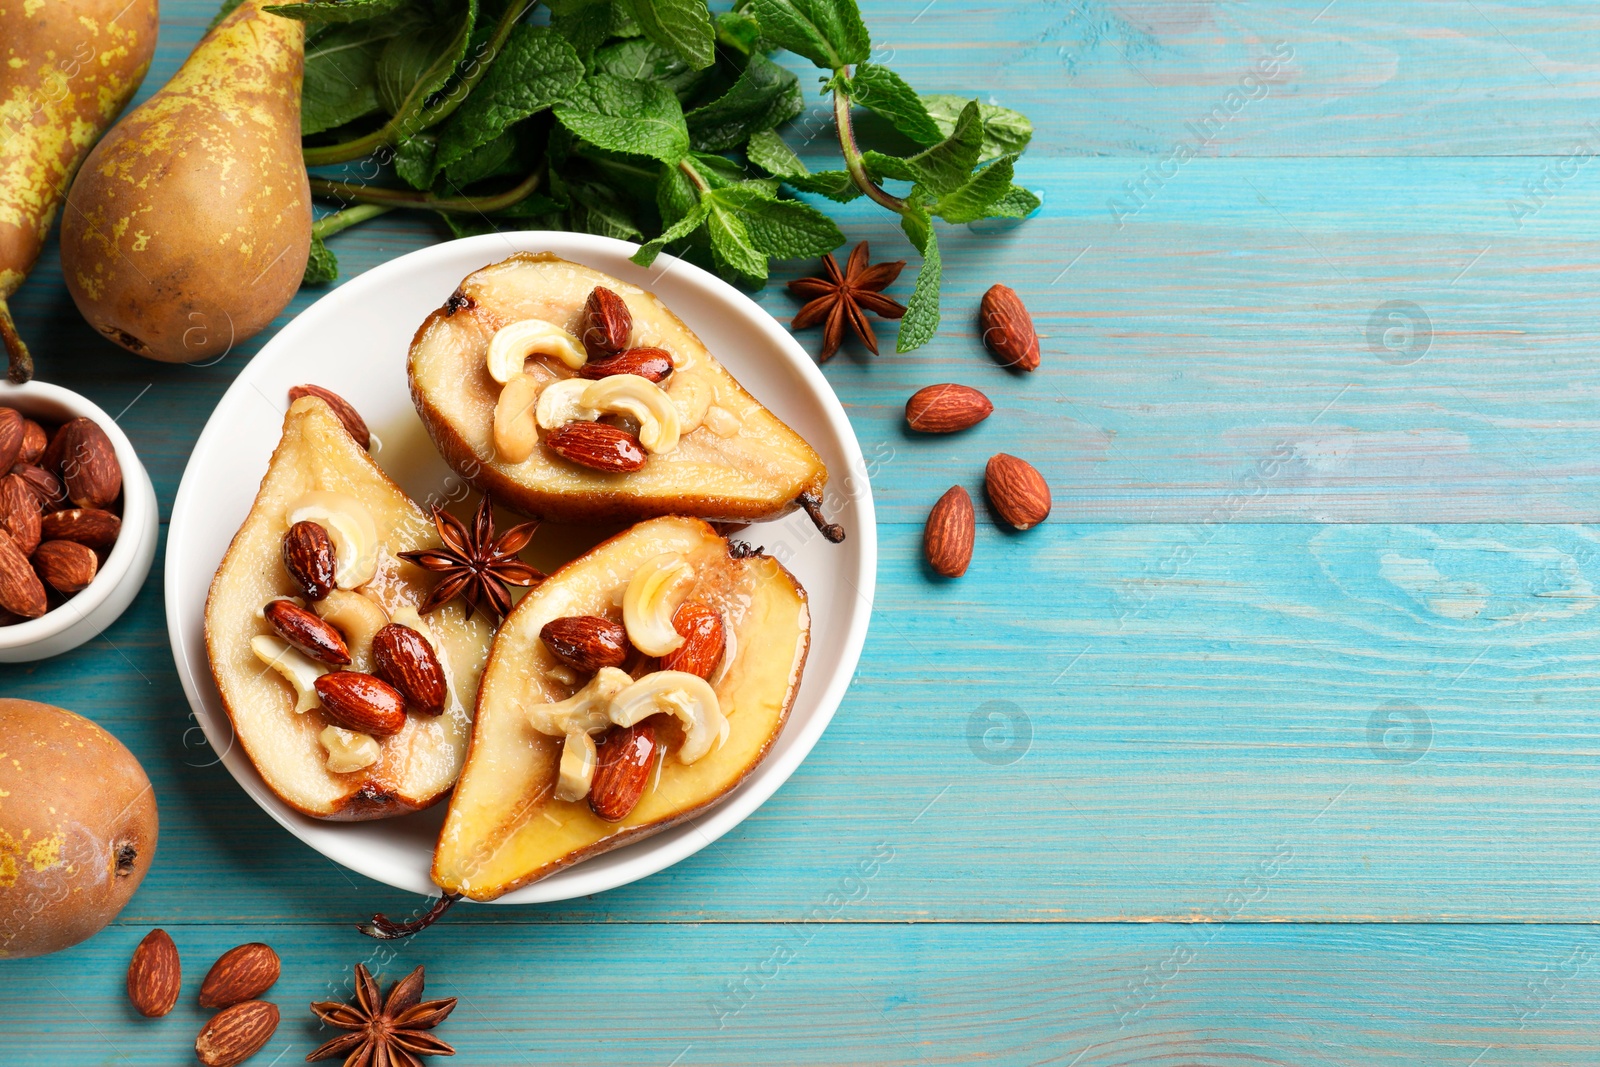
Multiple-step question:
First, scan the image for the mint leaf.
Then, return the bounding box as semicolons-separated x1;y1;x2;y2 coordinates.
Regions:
554;74;690;164
570;182;645;241
862;100;982;195
632;202;708;266
443;130;520;186
301;23;393;135
547;0;614;58
303;231;340;286
849;63;942;146
393;134;438;189
746;0;869;69
266;0;407;23
375;0;477;119
706;200;768;281
787;169;860;202
985;183;1041;219
715;8;765;56
686;52;802;152
628;0;716;70
932;153;1015;224
745;128;804;177
922;94;1033;159
433;26;582;173
656;164;700;224
594;38;713;100
710;186;843;259
861;150;915;183
896;198;940;351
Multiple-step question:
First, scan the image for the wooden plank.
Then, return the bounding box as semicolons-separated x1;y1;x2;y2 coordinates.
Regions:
4;922;1598;1064
11;521;1595;924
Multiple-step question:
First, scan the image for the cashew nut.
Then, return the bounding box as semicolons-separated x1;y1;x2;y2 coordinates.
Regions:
526;666;633;737
251;634;329;713
623;553;693;656
487;319;588;381
554;730;599;802
608;671;727;764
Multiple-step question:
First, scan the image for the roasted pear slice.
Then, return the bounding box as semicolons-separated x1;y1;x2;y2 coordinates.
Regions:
408;252;835;529
205;396;493;820
433;516;809;900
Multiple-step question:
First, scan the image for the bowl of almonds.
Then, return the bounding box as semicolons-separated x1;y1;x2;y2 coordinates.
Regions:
0;380;158;660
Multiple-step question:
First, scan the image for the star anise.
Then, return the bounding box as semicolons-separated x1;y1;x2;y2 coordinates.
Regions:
787;241;907;361
397;494;541;622
307;963;456;1067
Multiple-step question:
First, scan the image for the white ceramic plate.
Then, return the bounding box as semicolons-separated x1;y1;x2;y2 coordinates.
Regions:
166;233;875;904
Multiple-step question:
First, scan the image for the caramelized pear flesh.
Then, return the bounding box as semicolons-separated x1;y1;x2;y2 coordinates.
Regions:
433;516;809;900
205;398;492;820
409;253;829;524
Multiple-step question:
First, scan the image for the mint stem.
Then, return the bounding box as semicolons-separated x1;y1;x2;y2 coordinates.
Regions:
831;74;905;213
309;166;545;214
311;203;392;241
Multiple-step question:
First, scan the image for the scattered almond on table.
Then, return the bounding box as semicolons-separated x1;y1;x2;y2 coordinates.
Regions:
126;928;181;1018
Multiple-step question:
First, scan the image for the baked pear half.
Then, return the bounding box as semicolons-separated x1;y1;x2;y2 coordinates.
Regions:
408;252;838;533
433;516;809;900
205;395;494;820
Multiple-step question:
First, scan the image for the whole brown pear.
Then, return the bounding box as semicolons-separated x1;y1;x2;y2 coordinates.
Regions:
0;0;159;381
60;0;310;363
0;699;158;958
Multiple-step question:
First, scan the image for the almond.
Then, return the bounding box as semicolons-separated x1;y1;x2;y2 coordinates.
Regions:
17;418;46;465
39;507;120;548
195;1000;278;1067
0;528;47;616
541;615;630;674
263;598;351;666
0;408;23;473
984;453;1052;530
33;539;97;594
582;285;633;357
371;623;447;714
578;347;673;383
0;473;41;555
589;720;657;822
127;928;181;1018
54;417;122;508
314;671;407;736
282;520;336;600
659;602;725;680
198;943;280;1009
288;384;370;450
546;421;647;473
924;486;975;578
905;383;993;433
979;284;1040;371
13;463;66;511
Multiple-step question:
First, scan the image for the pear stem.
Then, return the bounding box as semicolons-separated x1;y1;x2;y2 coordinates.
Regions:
359;893;461;939
797;491;846;544
309;167;544;215
0;299;33;384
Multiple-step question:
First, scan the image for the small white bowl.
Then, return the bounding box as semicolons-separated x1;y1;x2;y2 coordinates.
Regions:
0;381;158;661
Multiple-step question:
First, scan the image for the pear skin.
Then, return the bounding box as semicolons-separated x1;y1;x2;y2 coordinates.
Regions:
0;0;159;381
60;0;310;363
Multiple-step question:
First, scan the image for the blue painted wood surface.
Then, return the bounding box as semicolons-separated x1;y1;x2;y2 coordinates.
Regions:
8;0;1600;1062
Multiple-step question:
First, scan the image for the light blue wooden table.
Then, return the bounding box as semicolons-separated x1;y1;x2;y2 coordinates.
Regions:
9;1;1600;1062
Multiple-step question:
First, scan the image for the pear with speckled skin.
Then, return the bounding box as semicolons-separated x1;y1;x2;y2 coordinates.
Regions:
0;0;159;382
0;700;158;958
60;0;310;363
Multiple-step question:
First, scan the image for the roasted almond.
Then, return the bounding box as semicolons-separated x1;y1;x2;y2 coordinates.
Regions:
984;453;1052;530
0;408;23;473
314;671;407;736
54;417;122;508
0;473;41;555
195;1000;278;1067
924;486;975;578
33;539;97;594
198;943;280;1010
659;602;725;680
13;463;66;511
578;347;673;383
371;623;447;714
127;928;181;1018
905;383;993;433
546;421;647;473
582;285;633;357
979;284;1040;371
39;507;120;548
282;520;336;600
589;720;657;822
0;528;47;616
541;614;629;674
288;384;370;450
263;598;351;665
17;418;46;465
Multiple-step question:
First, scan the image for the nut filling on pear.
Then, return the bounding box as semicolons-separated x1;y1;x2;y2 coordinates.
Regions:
433;516;811;900
410;253;843;538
